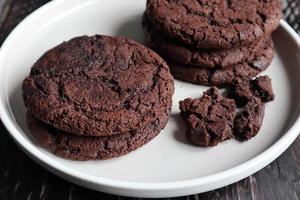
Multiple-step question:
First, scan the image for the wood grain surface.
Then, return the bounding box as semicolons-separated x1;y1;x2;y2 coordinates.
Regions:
0;0;299;200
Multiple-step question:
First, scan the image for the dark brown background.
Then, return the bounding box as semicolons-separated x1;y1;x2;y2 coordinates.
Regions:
0;0;299;199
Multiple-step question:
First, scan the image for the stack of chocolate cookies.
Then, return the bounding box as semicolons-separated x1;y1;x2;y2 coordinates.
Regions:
143;0;281;147
143;0;282;87
22;35;174;160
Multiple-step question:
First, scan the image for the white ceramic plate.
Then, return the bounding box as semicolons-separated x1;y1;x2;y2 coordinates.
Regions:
0;0;300;198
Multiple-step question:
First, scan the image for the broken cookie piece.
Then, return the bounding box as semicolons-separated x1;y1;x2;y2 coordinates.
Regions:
252;76;275;102
234;97;265;141
179;87;236;147
230;75;274;106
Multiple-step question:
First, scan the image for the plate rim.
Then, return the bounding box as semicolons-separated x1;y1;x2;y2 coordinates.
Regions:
0;0;300;197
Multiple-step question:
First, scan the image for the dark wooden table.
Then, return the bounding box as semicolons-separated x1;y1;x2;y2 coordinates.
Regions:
0;0;299;199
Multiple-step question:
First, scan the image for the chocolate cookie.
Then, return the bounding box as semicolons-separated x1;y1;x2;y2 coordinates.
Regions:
234;97;265;141
146;0;282;49
230;75;274;106
179;87;236;147
143;16;269;68
23;35;174;137
27;113;165;160
168;38;274;87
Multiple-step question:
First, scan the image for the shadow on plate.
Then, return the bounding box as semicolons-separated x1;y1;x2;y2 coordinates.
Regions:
114;13;144;43
8;84;40;145
171;113;191;145
273;31;300;131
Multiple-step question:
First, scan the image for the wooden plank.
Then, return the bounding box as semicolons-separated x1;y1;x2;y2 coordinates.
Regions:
0;0;49;44
0;0;299;200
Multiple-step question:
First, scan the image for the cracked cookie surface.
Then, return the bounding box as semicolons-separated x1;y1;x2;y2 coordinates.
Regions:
23;35;174;137
27;113;164;160
146;0;282;49
167;38;274;87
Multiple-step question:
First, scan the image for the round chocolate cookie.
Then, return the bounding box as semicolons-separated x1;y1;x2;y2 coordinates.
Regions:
168;38;274;87
145;0;282;49
143;16;269;68
27;112;166;160
23;35;174;137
